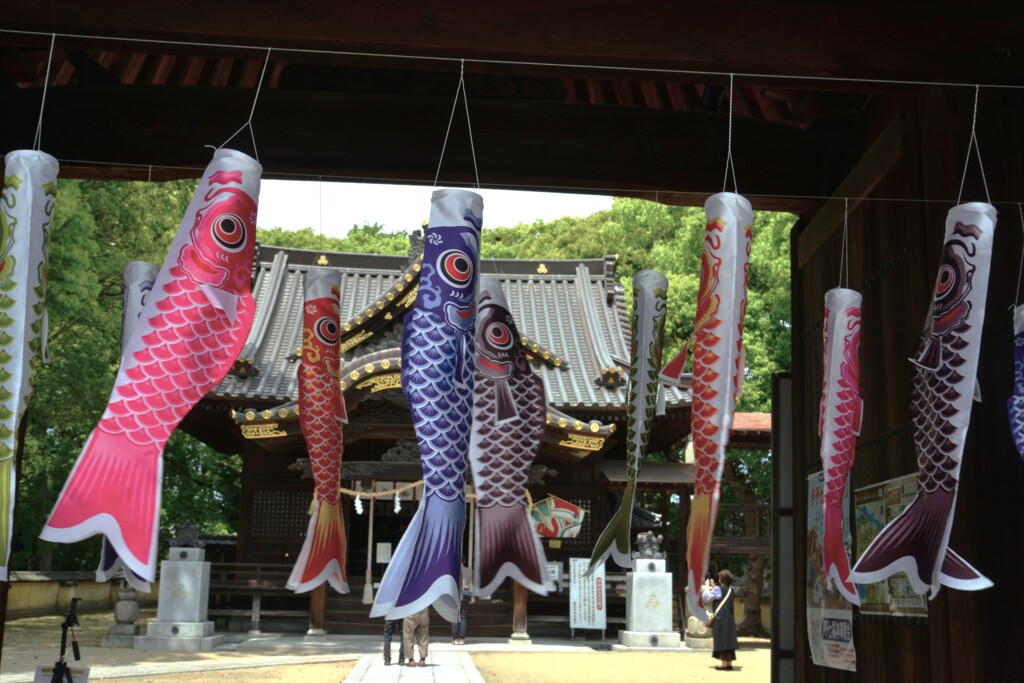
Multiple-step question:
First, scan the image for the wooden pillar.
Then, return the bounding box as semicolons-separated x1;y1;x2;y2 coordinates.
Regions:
678;483;689;599
509;581;530;643
307;583;327;636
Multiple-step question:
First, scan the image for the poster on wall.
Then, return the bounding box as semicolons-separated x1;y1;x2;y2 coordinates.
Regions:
853;474;928;617
807;472;857;671
569;557;606;631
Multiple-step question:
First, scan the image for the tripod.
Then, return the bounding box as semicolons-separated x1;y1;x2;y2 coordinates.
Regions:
50;597;82;683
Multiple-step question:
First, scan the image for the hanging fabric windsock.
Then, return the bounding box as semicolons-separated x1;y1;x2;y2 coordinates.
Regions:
469;277;552;598
96;260;159;592
370;189;482;622
1008;305;1024;460
818;287;863;605
0;150;58;582
287;268;349;594
685;192;752;622
41;148;262;582
589;269;668;572
850;203;996;597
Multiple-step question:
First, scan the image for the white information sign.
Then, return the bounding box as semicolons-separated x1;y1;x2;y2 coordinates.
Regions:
376;542;392;564
35;665;90;682
569;557;606;630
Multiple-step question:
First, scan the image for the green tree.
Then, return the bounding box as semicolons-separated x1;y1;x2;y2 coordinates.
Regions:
255;223;409;255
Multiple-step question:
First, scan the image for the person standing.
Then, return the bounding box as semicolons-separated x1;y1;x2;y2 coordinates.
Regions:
702;569;738;671
403;607;430;667
452;564;472;645
382;618;404;666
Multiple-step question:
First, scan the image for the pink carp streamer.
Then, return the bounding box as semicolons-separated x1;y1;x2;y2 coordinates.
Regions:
469;278;552;598
96;260;159;592
685;192;752;623
287;269;349;594
41;149;262;581
850;203;995;598
0;150;58;582
818;287;863;605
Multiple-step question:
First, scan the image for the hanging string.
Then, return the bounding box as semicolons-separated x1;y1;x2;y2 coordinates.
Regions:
837;197;850;289
32;33;56;151
130;165;155;261
433;60;480;188
721;74;738;193
218;47;272;161
956;85;991;205
1015;203;1024;308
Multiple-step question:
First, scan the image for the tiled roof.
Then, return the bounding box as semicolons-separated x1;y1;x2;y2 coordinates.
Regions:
212;244;690;414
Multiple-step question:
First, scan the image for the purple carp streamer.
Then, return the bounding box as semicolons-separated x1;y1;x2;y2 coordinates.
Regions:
589;269;668;571
818;287;863;606
42;149;261;581
849;202;996;597
1009;304;1024;460
469;277;552;598
0;150;58;581
96;260;159;592
685;192;752;622
370;189;483;622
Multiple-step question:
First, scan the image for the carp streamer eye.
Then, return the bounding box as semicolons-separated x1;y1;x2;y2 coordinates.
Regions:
437;249;473;287
212;213;247;251
487;322;513;350
314;316;340;345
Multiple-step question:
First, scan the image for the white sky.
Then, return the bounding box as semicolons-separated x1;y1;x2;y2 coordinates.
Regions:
257;179;614;237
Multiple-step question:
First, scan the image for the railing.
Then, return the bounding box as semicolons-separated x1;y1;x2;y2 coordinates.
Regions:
207;563;308;633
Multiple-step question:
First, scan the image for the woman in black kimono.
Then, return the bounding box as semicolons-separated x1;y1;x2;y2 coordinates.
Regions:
702;569;739;670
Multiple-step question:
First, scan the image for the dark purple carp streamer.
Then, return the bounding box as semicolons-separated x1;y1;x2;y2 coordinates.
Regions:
370;189;482;622
849;202;996;598
469;278;553;598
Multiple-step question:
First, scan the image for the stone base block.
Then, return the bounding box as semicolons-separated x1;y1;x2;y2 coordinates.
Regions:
685;634;714;649
135;620;223;652
102;624;142;648
618;630;681;648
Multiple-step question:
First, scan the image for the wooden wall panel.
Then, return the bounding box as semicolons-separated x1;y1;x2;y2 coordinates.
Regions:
791;88;1024;681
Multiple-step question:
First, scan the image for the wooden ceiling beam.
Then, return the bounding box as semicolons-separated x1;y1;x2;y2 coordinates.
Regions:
0;83;843;212
5;1;1022;85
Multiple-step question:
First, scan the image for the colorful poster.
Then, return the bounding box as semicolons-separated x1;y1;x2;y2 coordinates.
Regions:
532;495;585;539
853;474;928;617
569;557;606;631
807;472;856;671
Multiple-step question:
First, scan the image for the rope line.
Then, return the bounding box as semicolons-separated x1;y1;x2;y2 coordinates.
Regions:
433;61;479;188
722;73;738;193
1016;203;1024;307
32;33;56;151
956;85;991;205
218;47;271;160
41;156;1024;207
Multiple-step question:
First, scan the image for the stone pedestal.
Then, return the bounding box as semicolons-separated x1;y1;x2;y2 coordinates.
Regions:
103;583;142;647
615;559;681;650
685;614;714;649
135;547;223;652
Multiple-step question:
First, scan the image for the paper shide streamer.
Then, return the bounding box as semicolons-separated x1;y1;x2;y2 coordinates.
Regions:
41;149;262;582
